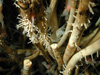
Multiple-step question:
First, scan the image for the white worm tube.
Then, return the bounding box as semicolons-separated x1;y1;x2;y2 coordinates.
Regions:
57;0;76;49
80;28;99;48
63;37;100;75
63;0;91;65
22;59;32;75
51;44;63;70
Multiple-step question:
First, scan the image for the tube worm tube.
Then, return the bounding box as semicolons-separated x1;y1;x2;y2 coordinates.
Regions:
17;49;33;55
63;0;91;65
74;66;80;75
80;28;99;48
46;0;57;20
0;39;19;63
22;59;32;75
80;18;100;48
57;0;77;49
47;7;58;42
0;0;4;28
16;1;53;63
88;30;100;45
85;70;90;75
49;0;57;12
63;37;100;75
38;33;55;59
25;50;40;60
88;23;100;45
51;44;63;70
0;58;15;62
35;43;52;64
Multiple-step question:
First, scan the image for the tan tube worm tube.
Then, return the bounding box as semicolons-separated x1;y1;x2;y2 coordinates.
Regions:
57;0;76;49
22;59;32;75
63;0;91;64
80;18;100;47
80;28;99;48
49;0;57;12
51;44;63;70
25;50;40;60
88;23;100;45
64;37;100;75
46;0;57;21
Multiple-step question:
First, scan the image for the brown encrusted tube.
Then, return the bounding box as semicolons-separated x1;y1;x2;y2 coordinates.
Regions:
35;43;52;64
17;1;53;64
63;37;100;75
63;0;91;65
